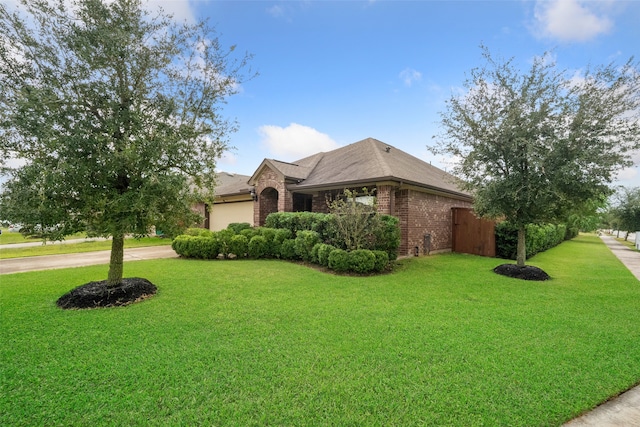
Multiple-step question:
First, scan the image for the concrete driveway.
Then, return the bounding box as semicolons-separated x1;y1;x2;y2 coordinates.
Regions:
0;245;178;274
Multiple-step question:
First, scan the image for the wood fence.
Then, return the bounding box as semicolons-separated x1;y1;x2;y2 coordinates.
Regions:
451;208;496;257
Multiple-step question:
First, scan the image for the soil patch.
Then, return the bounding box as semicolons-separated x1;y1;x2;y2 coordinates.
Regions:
493;264;550;281
57;277;157;309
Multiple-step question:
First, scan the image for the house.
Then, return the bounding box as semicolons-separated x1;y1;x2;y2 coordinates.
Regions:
192;172;254;231
247;137;473;256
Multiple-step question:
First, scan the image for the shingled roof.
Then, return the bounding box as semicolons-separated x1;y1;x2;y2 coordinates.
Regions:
215;172;253;197
249;138;470;199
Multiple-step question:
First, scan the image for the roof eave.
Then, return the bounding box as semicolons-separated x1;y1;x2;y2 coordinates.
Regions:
288;176;472;201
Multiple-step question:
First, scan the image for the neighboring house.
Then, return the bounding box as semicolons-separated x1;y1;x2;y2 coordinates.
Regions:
248;137;473;256
193;172;254;231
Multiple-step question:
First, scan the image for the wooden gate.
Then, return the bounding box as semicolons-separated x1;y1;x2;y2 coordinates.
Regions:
451;208;496;257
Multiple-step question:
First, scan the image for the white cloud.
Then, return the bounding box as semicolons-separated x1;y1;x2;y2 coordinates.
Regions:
147;0;197;24
615;166;638;182
399;68;422;87
267;5;285;18
218;150;238;168
532;0;612;42
258;123;339;160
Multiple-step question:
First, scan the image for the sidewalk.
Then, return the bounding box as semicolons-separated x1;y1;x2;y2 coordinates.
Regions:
0;245;177;274
562;234;640;426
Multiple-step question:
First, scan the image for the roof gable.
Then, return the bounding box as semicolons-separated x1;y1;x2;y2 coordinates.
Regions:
293;138;468;197
248;152;324;184
248;137;469;198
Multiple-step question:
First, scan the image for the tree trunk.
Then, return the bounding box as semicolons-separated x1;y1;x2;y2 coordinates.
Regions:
107;233;125;287
516;226;526;267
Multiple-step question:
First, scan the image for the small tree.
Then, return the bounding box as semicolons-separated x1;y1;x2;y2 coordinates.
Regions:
432;46;640;267
0;0;254;287
328;188;380;251
611;187;640;241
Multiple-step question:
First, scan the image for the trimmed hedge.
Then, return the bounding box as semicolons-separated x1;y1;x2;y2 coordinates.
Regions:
227;222;252;234
328;249;350;272
295;230;321;261
280;239;297;260
348;249;376;274
495;222;572;260
264;211;400;261
317;243;336;267
173;215;395;273
265;212;329;236
171;235;220;259
248;235;268;259
372;250;389;273
228;235;249;259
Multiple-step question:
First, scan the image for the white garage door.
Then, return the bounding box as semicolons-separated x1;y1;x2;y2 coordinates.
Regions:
210;201;254;231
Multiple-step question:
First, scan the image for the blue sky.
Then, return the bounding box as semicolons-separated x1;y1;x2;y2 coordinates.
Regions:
5;0;640;188
165;0;640;187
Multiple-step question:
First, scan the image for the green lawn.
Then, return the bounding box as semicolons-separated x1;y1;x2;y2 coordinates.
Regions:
0;229;86;245
0;236;171;259
2;234;639;426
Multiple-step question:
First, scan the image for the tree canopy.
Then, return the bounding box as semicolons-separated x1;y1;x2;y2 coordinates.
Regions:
0;0;254;285
432;46;640;266
610;187;640;239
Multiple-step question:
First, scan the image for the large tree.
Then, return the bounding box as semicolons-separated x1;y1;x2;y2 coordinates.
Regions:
0;0;253;286
432;47;640;267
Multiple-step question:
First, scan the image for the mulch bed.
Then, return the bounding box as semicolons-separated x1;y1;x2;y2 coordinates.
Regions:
493;264;550;281
57;277;157;310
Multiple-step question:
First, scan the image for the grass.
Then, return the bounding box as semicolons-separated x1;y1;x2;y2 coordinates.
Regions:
0;236;171;259
615;236;639;252
2;234;639;426
0;229;87;245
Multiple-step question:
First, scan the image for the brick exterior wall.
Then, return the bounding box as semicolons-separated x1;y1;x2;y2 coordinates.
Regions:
254;166;292;226
251;169;472;256
312;192;330;213
377;185;395;215
395;189;472;256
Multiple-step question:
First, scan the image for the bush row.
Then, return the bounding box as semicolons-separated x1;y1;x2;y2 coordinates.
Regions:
264;212;400;260
495;222;574;260
172;224;391;274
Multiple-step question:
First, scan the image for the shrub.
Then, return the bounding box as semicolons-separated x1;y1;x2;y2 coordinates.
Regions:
171;235;219;259
272;228;292;258
317;243;337;267
258;227;278;258
228;234;249;258
348;249;376;274
328;188;378;251
197;237;221;259
374;215;401;260
227;222;252;234
262;206;400;262
311;243;322;264
239;228;258;240
184;227;213;237
328;249;350;272
279;239;298;260
273;228;292;244
215;229;236;258
372;250;389;272
265;212;330;237
171;235;191;256
248;235;268;259
295;230;321;261
495;222;569;260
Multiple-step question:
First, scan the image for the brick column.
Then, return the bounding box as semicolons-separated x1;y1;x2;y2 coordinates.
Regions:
377;185;395;215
